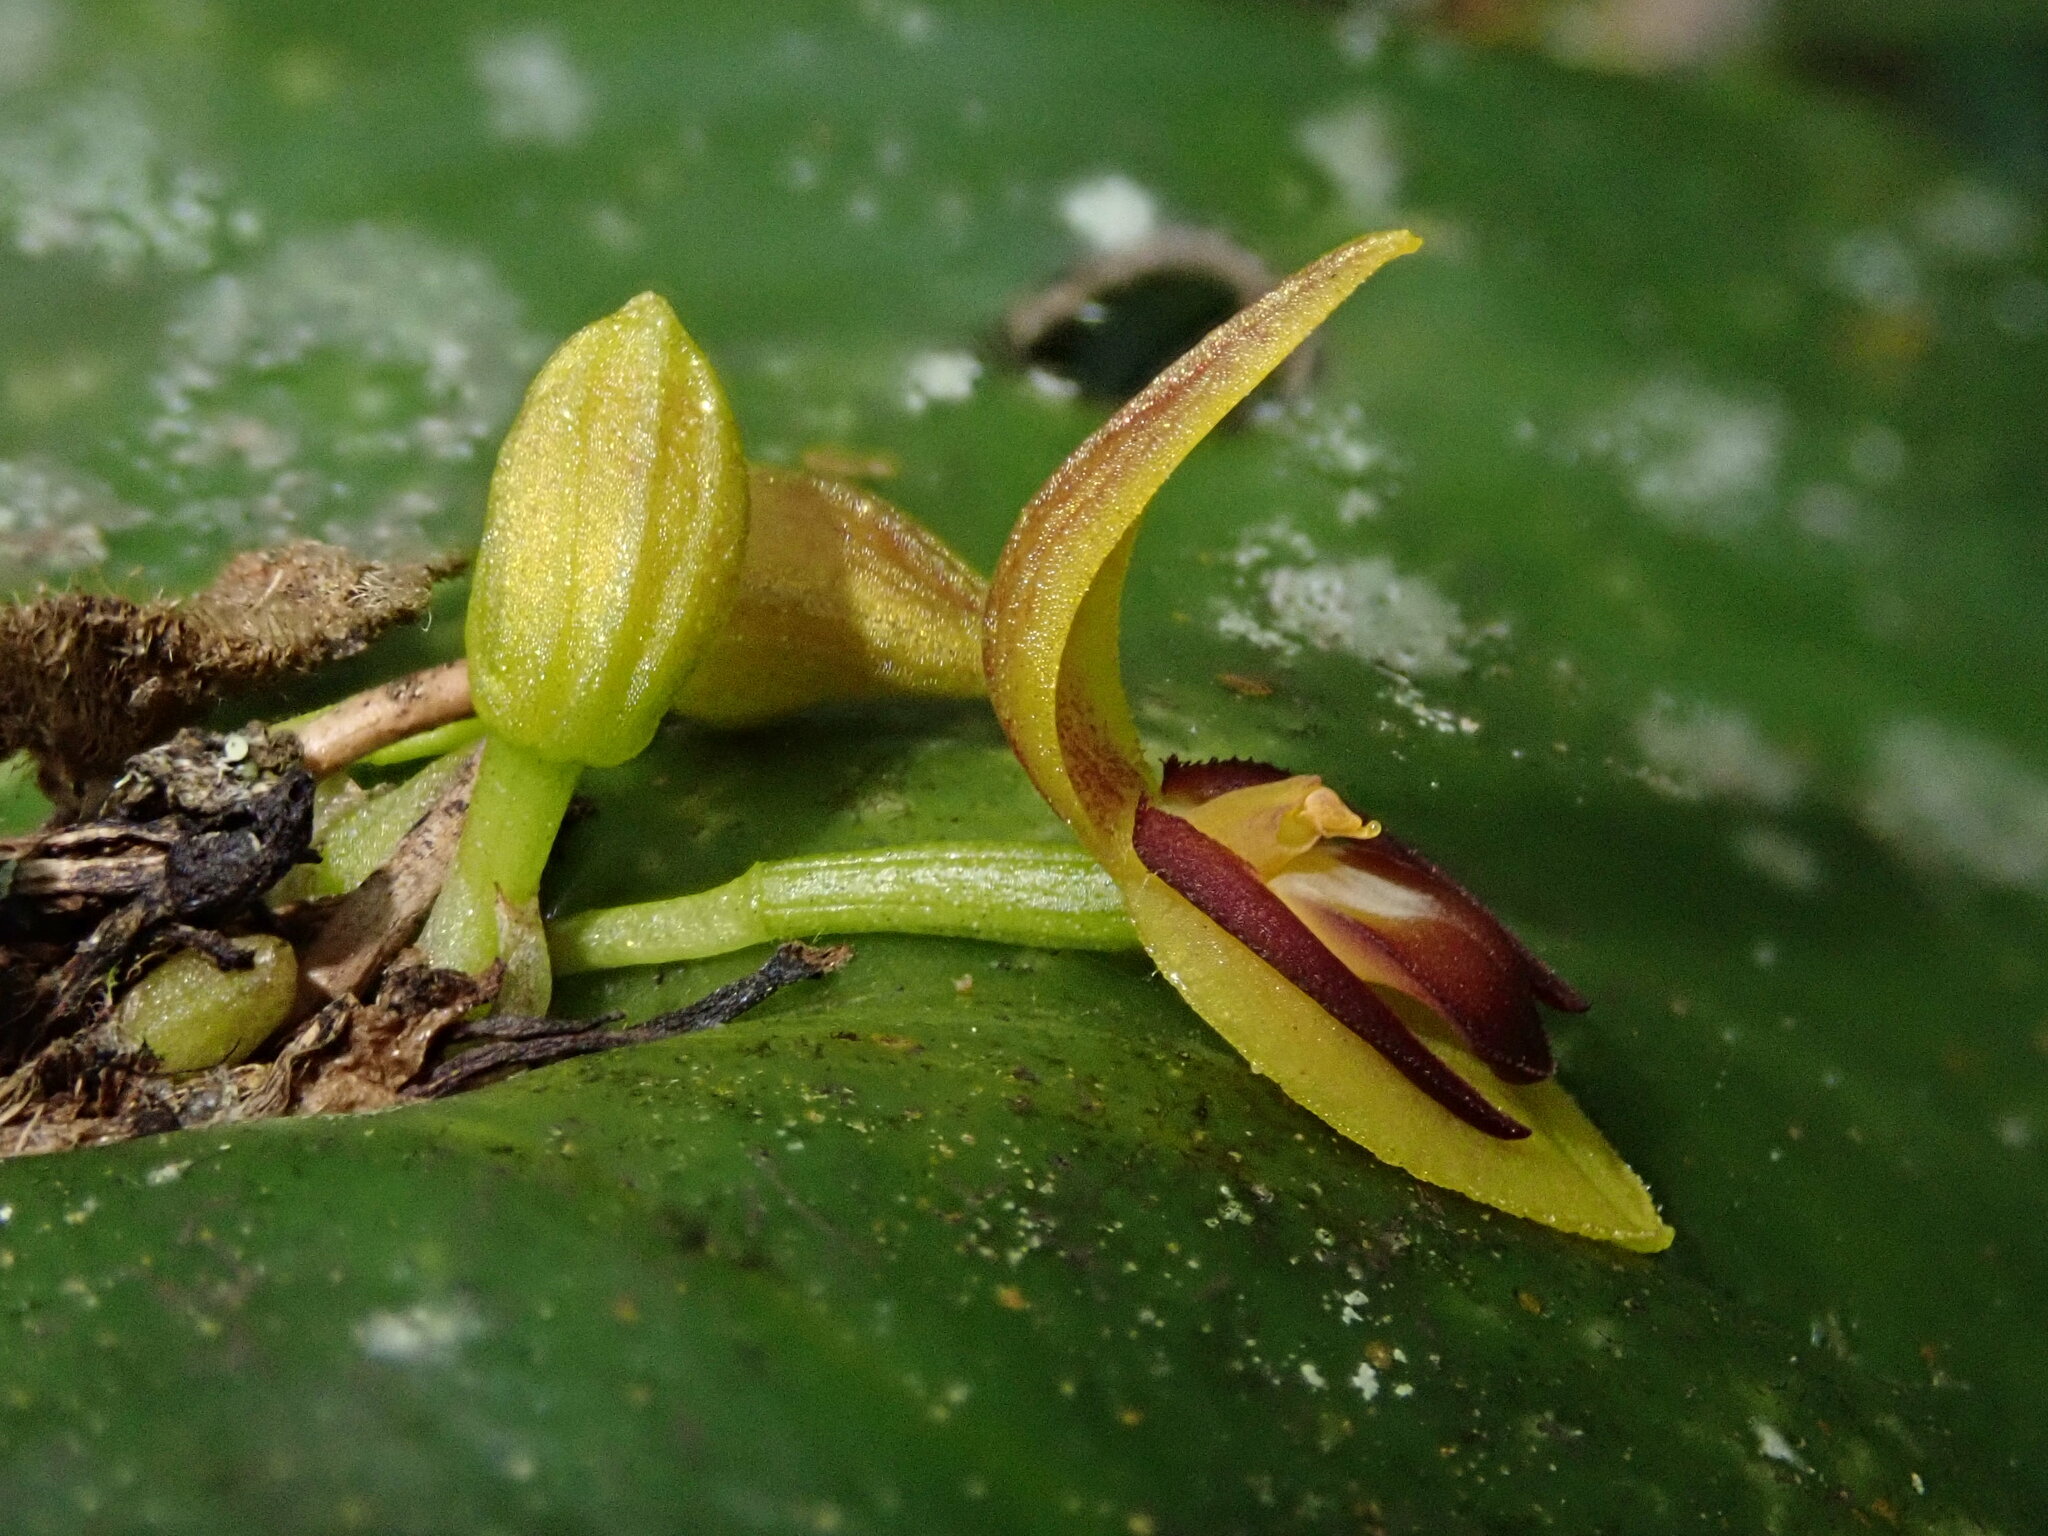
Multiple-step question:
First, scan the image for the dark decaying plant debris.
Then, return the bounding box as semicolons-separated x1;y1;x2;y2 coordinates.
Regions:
0;943;847;1158
413;941;850;1098
0;540;851;1161
0;725;316;1068
0;539;459;811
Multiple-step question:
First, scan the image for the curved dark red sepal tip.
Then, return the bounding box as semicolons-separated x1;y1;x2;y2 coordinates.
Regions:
1131;798;1530;1141
1158;756;1295;806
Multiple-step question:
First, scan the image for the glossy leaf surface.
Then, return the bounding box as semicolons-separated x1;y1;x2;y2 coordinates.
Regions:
0;1;2041;1530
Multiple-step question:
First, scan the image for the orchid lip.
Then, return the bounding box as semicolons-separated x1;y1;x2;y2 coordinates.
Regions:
1130;796;1530;1140
1157;755;1579;1084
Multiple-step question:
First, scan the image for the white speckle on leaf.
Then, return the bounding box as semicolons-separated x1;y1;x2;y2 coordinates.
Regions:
901;349;981;413
1295;102;1401;220
143;1160;191;1187
0;0;61;92
0;90;227;277
1752;1420;1811;1473
1255;559;1470;677
1216;413;1474;712
1227;561;1443;674
1845;422;1906;486
1542;0;1764;72
0;456;146;582
1213;603;1294;655
1223;515;1319;573
1992;276;2048;339
1996;1114;2034;1151
1863;719;2048;896
471;29;593;147
1731;824;1823;893
1255;395;1398;483
1828;230;1921;315
859;0;936;46
1336;487;1382;524
355;1298;483;1365
1791;482;1865;545
1299;1361;1326;1390
1916;181;2036;264
784;154;820;193
1349;1361;1380;1400
1581;378;1782;537
1633;696;1805;808
1332;5;1390;62
585;204;642;253
145;223;542;554
1025;365;1079;402
1208;1185;1254;1227
1059;173;1158;254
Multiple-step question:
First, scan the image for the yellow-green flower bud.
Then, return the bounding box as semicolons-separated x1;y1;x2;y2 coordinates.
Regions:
466;291;748;768
113;936;298;1073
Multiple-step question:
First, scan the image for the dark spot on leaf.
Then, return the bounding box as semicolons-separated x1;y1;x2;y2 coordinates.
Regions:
1005;229;1310;407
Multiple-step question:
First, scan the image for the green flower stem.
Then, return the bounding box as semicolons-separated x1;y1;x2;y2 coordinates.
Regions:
549;843;1137;975
419;733;582;974
360;716;487;768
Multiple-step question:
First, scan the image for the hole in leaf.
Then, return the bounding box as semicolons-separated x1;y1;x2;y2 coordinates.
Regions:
1005;228;1312;406
1023;271;1243;401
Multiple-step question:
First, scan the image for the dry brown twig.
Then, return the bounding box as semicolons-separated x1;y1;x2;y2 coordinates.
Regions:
294;659;474;777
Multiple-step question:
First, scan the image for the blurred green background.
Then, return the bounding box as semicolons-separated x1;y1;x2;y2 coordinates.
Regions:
0;1;2042;1531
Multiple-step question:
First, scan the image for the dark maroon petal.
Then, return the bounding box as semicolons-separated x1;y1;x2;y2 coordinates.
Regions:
1131;799;1529;1140
1293;892;1556;1085
1346;830;1589;1013
1157;756;1295;806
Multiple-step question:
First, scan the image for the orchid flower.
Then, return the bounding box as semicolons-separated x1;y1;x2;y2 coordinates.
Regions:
985;230;1672;1252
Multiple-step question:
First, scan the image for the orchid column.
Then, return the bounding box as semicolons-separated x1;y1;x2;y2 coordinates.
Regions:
420;293;747;1007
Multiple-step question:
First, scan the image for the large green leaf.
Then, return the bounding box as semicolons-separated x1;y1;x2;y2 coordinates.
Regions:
2;2;2042;1530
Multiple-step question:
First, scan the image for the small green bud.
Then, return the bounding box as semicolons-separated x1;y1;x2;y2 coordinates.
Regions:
113;936;298;1073
467;292;748;768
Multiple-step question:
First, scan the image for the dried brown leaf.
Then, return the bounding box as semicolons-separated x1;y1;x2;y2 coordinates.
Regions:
291;956;500;1117
0;937;848;1159
0;540;459;808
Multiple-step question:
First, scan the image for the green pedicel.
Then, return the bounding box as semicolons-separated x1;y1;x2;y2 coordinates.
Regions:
550;843;1134;975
